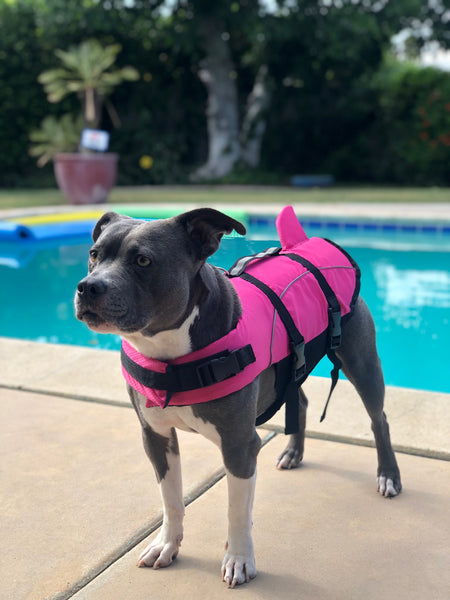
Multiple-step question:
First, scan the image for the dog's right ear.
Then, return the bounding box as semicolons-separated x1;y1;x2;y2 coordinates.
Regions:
92;212;122;242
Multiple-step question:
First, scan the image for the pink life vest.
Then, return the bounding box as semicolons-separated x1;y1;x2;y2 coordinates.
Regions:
121;206;360;421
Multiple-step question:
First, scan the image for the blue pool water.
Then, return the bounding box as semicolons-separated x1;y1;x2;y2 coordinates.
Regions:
0;216;449;394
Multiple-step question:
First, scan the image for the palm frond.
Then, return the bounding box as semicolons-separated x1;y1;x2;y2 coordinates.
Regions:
38;38;139;128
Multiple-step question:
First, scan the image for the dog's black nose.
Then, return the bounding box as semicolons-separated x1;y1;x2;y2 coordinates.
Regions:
77;277;107;297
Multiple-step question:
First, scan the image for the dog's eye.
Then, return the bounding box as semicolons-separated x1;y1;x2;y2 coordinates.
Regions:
136;255;151;267
89;250;98;262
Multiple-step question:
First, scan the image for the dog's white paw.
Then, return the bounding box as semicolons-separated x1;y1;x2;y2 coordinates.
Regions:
377;475;401;498
138;530;183;569
221;544;257;588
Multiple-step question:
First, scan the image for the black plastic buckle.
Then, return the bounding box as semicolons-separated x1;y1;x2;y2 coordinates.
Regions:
293;341;306;382
329;308;342;349
196;350;243;387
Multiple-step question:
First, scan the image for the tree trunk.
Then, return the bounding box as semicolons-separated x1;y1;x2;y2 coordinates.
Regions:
191;25;241;180
240;65;270;168
192;12;271;181
82;89;102;129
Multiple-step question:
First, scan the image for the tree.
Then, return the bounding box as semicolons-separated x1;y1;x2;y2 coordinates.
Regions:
38;39;139;130
165;0;431;180
184;0;270;179
1;0;446;186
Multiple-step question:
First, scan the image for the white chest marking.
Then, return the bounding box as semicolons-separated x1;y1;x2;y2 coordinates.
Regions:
123;306;199;360
136;397;222;448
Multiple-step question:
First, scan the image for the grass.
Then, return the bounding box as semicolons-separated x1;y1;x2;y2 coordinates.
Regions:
0;184;449;211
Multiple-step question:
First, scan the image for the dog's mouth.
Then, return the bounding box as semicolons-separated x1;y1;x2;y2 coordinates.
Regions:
78;309;118;334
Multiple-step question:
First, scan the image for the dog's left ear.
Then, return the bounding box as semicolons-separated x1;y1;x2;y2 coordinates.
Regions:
178;208;246;260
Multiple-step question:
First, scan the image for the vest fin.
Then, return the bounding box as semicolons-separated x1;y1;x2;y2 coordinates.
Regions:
276;205;308;250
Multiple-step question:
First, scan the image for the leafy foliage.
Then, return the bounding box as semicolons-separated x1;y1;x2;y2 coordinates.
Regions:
366;60;450;185
0;0;448;187
29;114;84;166
38;39;139;128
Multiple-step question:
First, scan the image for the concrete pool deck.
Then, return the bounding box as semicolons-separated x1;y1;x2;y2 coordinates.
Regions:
1;197;450;222
1;337;449;600
1;199;450;599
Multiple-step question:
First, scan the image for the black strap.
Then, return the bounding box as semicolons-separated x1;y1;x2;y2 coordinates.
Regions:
239;272;306;434
320;350;342;422
229;246;281;277
122;347;168;389
240;251;347;426
325;239;361;311
121;344;256;399
284;253;342;349
239;272;306;381
255;355;296;428
235;243;356;428
283;252;346;420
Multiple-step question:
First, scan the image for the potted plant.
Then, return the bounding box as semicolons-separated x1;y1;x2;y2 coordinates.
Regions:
30;39;139;204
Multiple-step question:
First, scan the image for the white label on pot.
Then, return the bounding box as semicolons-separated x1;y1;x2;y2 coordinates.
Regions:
80;129;110;152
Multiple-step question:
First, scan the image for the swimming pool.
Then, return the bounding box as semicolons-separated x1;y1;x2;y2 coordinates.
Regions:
0;213;449;394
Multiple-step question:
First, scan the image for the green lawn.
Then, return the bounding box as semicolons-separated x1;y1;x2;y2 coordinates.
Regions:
0;185;449;211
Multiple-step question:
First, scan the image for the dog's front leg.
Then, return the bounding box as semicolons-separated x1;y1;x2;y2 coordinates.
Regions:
222;469;257;588
192;384;261;586
137;426;184;569
220;425;260;588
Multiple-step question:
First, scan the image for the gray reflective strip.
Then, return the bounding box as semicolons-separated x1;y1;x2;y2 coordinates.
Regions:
229;247;280;276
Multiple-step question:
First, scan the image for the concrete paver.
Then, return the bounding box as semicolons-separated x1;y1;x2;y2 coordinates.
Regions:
1;344;449;600
0;389;225;600
70;435;450;600
1;338;449;599
266;376;450;460
0;339;124;404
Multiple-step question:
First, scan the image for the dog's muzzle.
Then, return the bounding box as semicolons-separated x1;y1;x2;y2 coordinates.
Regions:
76;275;132;333
76;275;109;327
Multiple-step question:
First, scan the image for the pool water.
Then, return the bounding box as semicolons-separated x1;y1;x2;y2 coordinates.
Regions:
1;222;449;394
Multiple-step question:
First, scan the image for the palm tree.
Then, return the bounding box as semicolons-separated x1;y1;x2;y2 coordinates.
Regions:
38;39;139;129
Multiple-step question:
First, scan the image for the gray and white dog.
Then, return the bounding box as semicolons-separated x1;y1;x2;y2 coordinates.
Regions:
75;208;401;587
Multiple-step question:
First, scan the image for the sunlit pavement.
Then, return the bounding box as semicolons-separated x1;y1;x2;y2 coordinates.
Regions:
1;338;449;600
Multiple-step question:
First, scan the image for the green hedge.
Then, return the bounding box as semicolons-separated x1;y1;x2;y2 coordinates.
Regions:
322;60;450;185
371;61;450;185
0;2;448;187
0;2;49;186
0;1;205;187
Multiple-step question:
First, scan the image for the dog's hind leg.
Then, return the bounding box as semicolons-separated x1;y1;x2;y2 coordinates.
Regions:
336;297;402;497
276;388;308;469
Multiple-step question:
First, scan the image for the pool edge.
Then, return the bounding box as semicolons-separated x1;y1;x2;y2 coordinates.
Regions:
1;200;450;223
1;337;448;461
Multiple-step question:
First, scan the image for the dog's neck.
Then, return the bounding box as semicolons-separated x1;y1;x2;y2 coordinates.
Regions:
122;264;241;362
123;305;199;361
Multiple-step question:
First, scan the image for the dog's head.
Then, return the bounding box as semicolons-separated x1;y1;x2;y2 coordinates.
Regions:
75;208;246;336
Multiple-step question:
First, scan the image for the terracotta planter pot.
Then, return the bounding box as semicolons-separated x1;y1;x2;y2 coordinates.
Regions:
54;153;118;205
